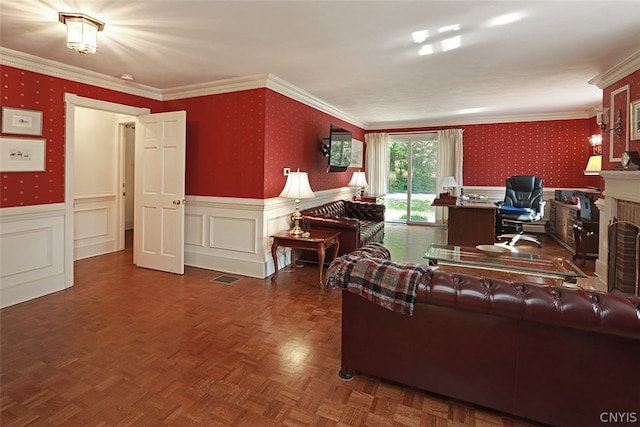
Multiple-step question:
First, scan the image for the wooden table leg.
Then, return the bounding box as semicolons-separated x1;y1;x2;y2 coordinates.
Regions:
270;239;279;280
317;242;326;288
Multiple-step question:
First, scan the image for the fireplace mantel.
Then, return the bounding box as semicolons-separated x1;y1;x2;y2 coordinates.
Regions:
595;170;640;281
599;170;640;203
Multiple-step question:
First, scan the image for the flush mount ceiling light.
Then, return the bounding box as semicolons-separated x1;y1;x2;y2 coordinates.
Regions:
58;12;105;54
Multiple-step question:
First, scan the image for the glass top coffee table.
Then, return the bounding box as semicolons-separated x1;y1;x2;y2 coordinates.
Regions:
424;244;586;284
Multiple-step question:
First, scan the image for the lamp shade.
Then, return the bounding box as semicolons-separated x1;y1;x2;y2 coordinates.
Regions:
348;171;368;188
439;176;458;188
584;155;602;175
279;171;315;199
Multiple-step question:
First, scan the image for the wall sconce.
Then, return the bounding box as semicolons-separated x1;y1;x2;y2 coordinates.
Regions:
588;134;602;155
594;107;623;139
58;12;105;54
595;107;609;131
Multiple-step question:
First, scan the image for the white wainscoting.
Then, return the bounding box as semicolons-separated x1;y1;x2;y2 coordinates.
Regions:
184;188;352;278
0;203;67;308
74;193;119;260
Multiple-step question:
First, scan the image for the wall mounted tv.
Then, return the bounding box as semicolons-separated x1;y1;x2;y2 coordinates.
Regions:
321;124;352;172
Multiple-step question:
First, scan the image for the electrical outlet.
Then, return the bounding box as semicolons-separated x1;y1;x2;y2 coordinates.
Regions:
283;167;290;176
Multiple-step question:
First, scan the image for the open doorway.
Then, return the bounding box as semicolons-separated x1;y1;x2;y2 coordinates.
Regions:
122;123;135;250
72;107;135;260
64;94;151;287
65;94;187;285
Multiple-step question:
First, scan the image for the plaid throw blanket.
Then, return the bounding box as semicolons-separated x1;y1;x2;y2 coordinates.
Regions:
326;245;428;316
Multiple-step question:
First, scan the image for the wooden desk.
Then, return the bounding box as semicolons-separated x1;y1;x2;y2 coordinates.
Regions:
446;200;498;247
270;230;340;288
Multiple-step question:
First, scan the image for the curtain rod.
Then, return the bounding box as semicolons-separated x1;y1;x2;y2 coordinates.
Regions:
386;129;463;135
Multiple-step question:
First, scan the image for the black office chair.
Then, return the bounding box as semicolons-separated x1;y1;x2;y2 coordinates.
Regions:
496;175;545;247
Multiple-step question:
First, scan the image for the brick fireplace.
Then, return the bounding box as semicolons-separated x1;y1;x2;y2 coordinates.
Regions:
595;171;640;295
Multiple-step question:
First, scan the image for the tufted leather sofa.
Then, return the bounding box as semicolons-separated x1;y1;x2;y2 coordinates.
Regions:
300;200;385;259
331;244;640;427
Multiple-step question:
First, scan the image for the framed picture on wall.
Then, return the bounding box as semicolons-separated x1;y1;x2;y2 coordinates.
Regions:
350;139;363;168
1;107;43;136
631;99;640;140
0;137;46;172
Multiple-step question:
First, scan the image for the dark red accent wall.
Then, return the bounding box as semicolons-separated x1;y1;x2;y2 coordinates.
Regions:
163;88;365;199
374;119;596;188
3;62;623;208
163;90;267;199
602;68;640;170
0;65;162;208
263;90;365;198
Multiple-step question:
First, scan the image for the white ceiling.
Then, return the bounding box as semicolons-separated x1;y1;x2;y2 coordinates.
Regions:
1;0;640;129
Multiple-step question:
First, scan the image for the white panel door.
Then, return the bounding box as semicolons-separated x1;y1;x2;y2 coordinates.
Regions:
134;111;186;274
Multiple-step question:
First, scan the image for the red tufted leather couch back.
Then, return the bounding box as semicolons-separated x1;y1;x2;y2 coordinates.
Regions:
338;247;640;427
420;270;640;340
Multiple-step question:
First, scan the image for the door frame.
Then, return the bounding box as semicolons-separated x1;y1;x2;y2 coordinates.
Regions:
64;93;150;287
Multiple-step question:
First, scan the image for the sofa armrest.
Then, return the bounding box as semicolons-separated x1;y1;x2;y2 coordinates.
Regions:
345;201;386;221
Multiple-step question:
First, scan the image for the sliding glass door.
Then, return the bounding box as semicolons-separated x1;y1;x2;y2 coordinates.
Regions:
386;133;438;224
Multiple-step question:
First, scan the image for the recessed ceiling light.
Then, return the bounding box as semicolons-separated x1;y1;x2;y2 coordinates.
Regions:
120;74;134;81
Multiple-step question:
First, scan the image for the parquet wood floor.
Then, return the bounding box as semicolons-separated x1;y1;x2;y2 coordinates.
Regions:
1;225;587;426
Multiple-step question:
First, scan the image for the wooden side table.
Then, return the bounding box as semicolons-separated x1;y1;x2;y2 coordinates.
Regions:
356;194;385;204
270;229;341;288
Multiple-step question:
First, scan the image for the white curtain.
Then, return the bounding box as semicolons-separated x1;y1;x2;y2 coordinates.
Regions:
436;129;464;223
364;132;389;195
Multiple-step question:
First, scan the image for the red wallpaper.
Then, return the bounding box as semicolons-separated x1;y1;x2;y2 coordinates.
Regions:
164;90;267;199
263;90;365;198
602;68;640;170
164;89;365;199
375;119;596;188
0;65;162;208
4;62;635;208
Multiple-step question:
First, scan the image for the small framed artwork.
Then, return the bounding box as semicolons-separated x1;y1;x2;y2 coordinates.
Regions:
0;137;46;172
631;99;640;140
350;139;364;168
1;107;43;136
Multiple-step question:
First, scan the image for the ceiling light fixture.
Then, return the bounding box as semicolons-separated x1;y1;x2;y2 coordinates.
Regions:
58;12;105;54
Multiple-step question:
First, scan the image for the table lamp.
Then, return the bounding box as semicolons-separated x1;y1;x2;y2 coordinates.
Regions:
583;155;601;175
348;171;368;200
279;170;315;236
439;176;458;197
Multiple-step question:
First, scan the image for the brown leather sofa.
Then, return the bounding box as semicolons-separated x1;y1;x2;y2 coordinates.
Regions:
300;199;385;258
328;244;640;427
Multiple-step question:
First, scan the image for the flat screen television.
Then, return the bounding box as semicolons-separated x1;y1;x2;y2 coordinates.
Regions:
321;124;352;172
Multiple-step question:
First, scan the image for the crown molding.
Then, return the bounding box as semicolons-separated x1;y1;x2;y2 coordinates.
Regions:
161;73;271;100
162;73;369;129
0;47;162;101
367;111;590;130
588;49;640;89
1;46;609;131
264;74;369;129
